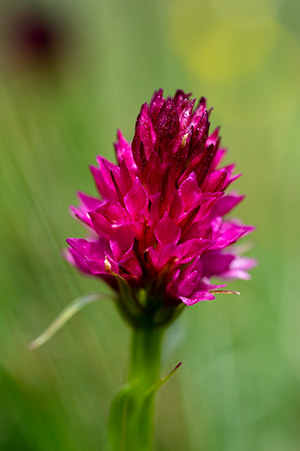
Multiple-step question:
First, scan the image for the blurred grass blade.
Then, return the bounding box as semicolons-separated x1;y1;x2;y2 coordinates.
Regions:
29;292;108;350
108;381;139;450
210;290;240;295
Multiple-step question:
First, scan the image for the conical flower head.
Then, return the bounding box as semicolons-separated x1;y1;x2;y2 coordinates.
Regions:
66;90;255;325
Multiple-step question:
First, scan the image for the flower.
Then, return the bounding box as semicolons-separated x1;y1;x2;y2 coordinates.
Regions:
66;90;255;325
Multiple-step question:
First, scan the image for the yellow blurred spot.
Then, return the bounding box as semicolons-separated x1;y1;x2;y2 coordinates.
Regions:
220;28;300;125
169;0;279;85
186;22;279;84
169;0;300;123
211;0;280;27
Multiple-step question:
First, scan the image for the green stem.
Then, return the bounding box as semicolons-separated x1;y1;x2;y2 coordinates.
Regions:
108;325;164;451
128;325;163;391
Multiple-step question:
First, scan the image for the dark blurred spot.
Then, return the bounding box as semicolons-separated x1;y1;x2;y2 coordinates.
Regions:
0;2;73;72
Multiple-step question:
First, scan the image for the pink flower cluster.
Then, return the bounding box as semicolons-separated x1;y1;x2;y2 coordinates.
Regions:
66;90;255;311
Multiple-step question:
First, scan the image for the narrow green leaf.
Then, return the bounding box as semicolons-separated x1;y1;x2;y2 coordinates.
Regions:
138;362;183;448
28;292;107;350
144;361;183;399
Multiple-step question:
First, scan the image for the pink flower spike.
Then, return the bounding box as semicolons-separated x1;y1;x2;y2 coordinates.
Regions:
65;90;256;325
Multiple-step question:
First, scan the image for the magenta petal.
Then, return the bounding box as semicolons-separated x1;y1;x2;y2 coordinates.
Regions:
222;269;251;280
232;256;257;271
165;269;181;295
124;177;149;222
77;192;103;211
155;212;181;246
88;256;119;276
214;222;255;249
71;192;103;227
148;192;161;226
147;245;165;269
66;238;118;275
175;258;203;294
180;291;215;305
156;98;180;154
195;192;224;222
90;157;120;202
174;89;192;109
173;127;192;177
180;222;211;241
206;127;220;146
109;226;134;261
211;148;227;170
119;160;135;192
169;190;184;221
212;193;244;217
178;143;214;186
89;211;115;239
67;237;110;259
201;251;235;278
201;168;228;192
89;203;131;241
160;165;176;214
149;89;165;126
148;242;180;271
220;256;257;280
222;164;242;188
179;172;202;212
190;110;209;156
143;151;163;194
118;256;143;280
90;165;116;202
156;244;178;268
181;255;203;278
114;129;137;173
96;202;131;225
177;270;198;297
178;99;195;129
190;97;206;128
178;238;213;263
65;248;92;275
132;103;154;168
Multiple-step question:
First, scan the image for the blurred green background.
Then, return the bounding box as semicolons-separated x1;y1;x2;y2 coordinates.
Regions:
1;0;299;449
